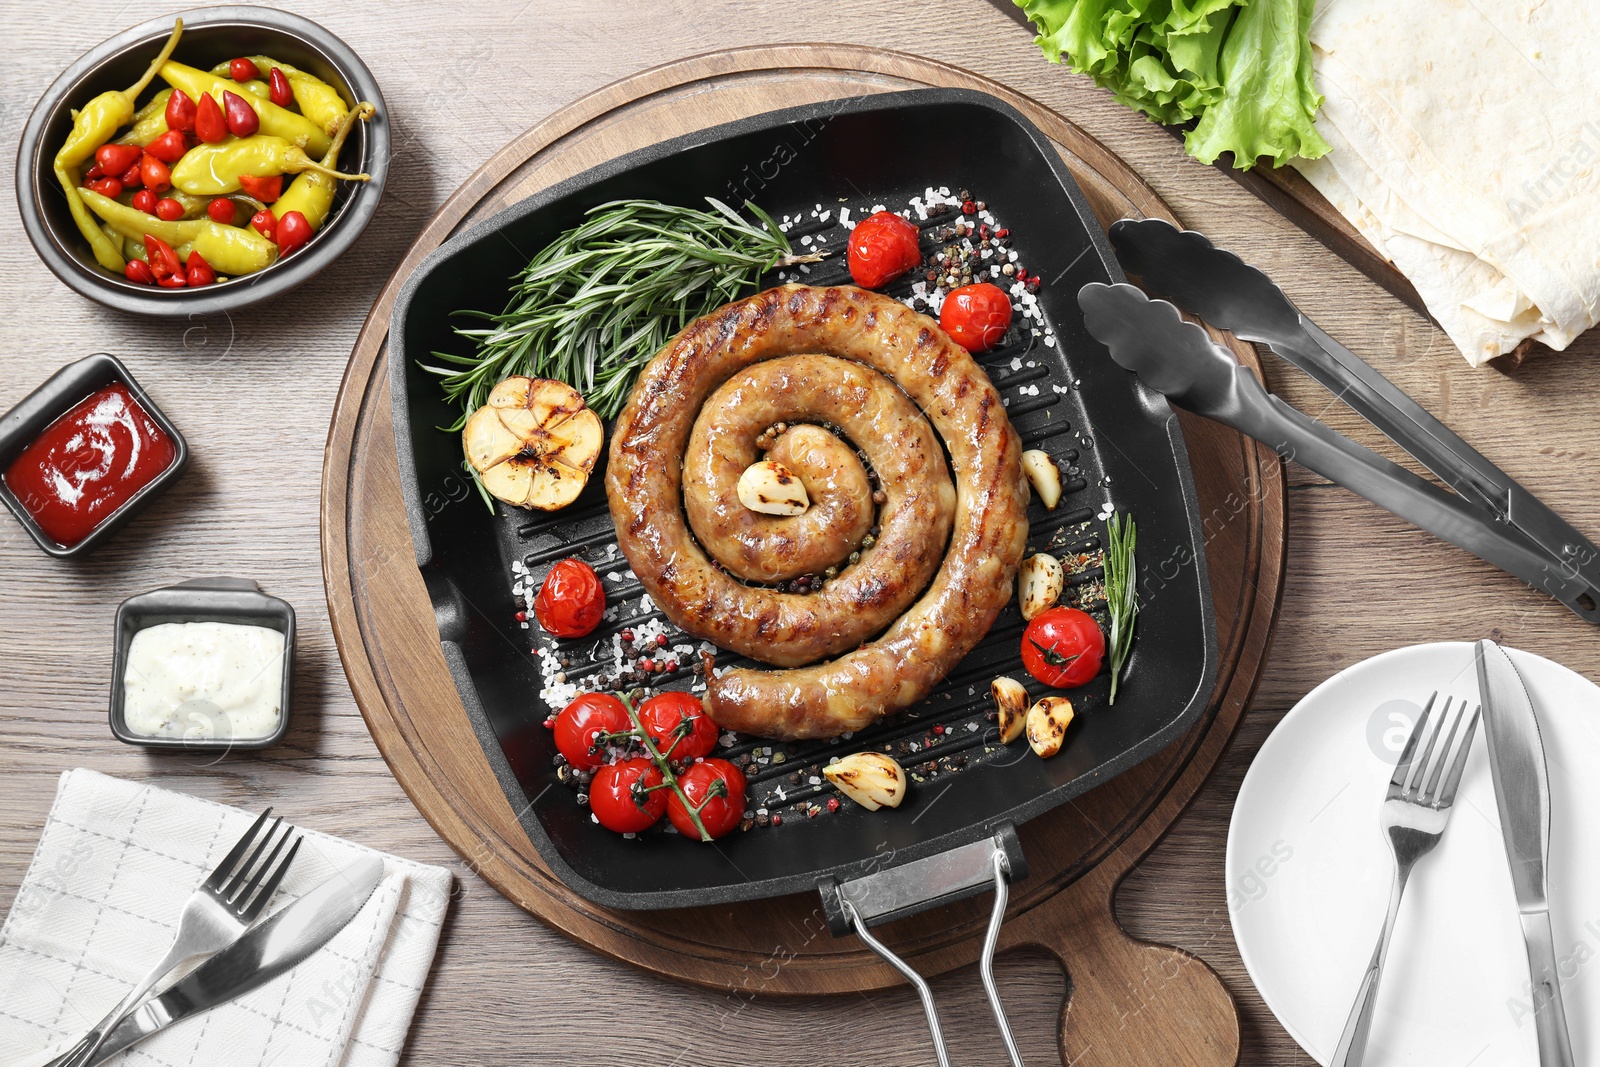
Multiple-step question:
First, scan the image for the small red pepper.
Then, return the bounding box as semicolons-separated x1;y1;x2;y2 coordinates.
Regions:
229;57;260;82
165;89;197;134
132;188;159;214
275;210;312;256
237;173;283;203
249;209;276;240
124;259;157;285
157;273;188;289
223;91;259;138
185;251;216;287
154;198;184;222
268;67;293;108
118;162;143;189
206;198;236;225
86;177;123;199
195;92;227;144
94;143;141;176
143;234;183;280
84;161;106;181
139;154;172;194
144;129;189;165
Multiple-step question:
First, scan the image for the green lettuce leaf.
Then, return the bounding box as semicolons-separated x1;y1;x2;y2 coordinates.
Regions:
1016;0;1329;169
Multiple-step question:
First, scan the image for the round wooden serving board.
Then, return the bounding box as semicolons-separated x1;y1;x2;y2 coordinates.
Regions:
323;46;1286;1067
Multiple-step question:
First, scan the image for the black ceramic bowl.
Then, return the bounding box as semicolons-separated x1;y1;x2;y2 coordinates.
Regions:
110;577;295;751
16;6;388;316
0;353;188;558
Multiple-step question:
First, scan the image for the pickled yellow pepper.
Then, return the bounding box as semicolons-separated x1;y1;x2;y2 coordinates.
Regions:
210;56;348;136
159;61;330;156
274;103;375;229
171;135;368;195
55;20;183;169
115;88;174;147
78;187;277;276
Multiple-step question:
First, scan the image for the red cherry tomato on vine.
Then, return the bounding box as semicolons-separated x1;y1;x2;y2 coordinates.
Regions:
637;691;717;761
553;692;630;770
533;558;606;638
591;758;666;833
940;283;1013;352
847;210;921;289
1020;607;1105;688
666;758;747;840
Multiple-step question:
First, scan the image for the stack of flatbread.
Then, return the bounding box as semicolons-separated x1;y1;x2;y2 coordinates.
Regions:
1292;0;1600;365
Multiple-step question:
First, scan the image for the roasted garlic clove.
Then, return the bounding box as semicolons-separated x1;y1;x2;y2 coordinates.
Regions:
463;376;602;511
1017;552;1064;621
1026;696;1075;758
1021;449;1062;510
738;459;810;516
823;751;906;810
992;676;1028;743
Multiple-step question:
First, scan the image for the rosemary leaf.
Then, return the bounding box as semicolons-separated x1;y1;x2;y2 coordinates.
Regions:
1104;512;1139;704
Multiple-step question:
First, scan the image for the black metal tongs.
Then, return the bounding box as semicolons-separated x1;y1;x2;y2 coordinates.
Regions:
1078;218;1600;624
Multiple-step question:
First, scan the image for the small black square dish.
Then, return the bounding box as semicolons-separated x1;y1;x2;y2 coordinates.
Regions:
0;352;188;558
110;577;295;751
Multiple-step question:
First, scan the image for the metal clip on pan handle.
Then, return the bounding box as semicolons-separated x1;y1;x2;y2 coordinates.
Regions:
818;825;1029;1067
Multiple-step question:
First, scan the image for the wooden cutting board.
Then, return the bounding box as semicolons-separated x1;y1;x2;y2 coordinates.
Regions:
322;45;1286;1067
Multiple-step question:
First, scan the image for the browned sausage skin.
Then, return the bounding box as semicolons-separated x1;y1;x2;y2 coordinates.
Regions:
606;285;1029;740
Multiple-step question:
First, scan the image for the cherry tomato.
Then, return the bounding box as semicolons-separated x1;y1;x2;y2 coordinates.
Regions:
154;198;184;222
268;67;293;108
132;189;159;214
275;209;312;256
847;210;922;289
85;177;123;199
638;691;717;761
144;129;189;165
552;692;631;770
533;558;606;638
1020;607;1105;688
195;92;227;144
666;759;747;840
94;143;141;176
185;251;216;288
237;173;282;203
124;259;156;285
590;758;666;833
165;89;197;134
229;57;261;82
206;198;236;225
940;283;1013;353
139;154;172;194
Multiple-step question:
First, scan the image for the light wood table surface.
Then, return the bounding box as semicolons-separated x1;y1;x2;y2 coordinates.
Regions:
4;3;1598;1064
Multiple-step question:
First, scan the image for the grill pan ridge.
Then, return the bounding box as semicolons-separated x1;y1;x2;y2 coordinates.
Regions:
389;88;1218;910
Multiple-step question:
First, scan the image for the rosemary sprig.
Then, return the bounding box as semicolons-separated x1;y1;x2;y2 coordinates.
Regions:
1104;511;1138;704
422;198;824;427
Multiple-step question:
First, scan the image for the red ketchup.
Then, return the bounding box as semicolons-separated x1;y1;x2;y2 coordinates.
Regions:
3;383;176;547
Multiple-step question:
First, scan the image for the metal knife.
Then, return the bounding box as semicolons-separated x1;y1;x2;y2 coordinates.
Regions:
1108;217;1600;598
1474;640;1576;1067
73;855;384;1067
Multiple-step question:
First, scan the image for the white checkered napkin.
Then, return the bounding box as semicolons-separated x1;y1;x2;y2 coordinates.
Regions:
0;770;453;1067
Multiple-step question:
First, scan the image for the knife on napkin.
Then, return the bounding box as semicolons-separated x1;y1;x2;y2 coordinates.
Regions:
57;855;384;1067
1474;640;1576;1067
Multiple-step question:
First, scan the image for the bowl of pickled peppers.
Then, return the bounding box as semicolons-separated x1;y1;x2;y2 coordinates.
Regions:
17;6;388;315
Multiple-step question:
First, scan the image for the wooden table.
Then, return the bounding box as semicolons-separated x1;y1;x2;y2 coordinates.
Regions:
4;2;1598;1063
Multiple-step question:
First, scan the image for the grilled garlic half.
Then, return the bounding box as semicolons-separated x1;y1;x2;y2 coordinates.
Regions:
738;459;810;516
1026;696;1075;758
463;376;603;511
991;676;1028;743
1021;449;1062;510
823;751;906;811
1017;552;1064;621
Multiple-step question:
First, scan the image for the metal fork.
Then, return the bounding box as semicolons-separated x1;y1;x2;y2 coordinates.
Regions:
1332;694;1481;1067
48;808;302;1067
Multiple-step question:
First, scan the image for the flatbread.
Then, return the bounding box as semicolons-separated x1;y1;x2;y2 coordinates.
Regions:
1291;0;1600;365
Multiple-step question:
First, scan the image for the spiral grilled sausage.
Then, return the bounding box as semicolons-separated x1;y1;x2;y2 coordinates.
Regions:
607;285;1029;740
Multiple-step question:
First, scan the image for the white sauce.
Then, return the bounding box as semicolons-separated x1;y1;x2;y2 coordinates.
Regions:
122;622;285;741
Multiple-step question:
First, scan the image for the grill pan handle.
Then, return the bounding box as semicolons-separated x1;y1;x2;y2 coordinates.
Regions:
818;825;1029;1067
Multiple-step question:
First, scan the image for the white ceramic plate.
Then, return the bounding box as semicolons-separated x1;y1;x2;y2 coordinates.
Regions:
1227;642;1600;1065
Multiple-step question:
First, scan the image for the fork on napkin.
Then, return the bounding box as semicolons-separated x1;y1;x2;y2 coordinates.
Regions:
0;770;452;1067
